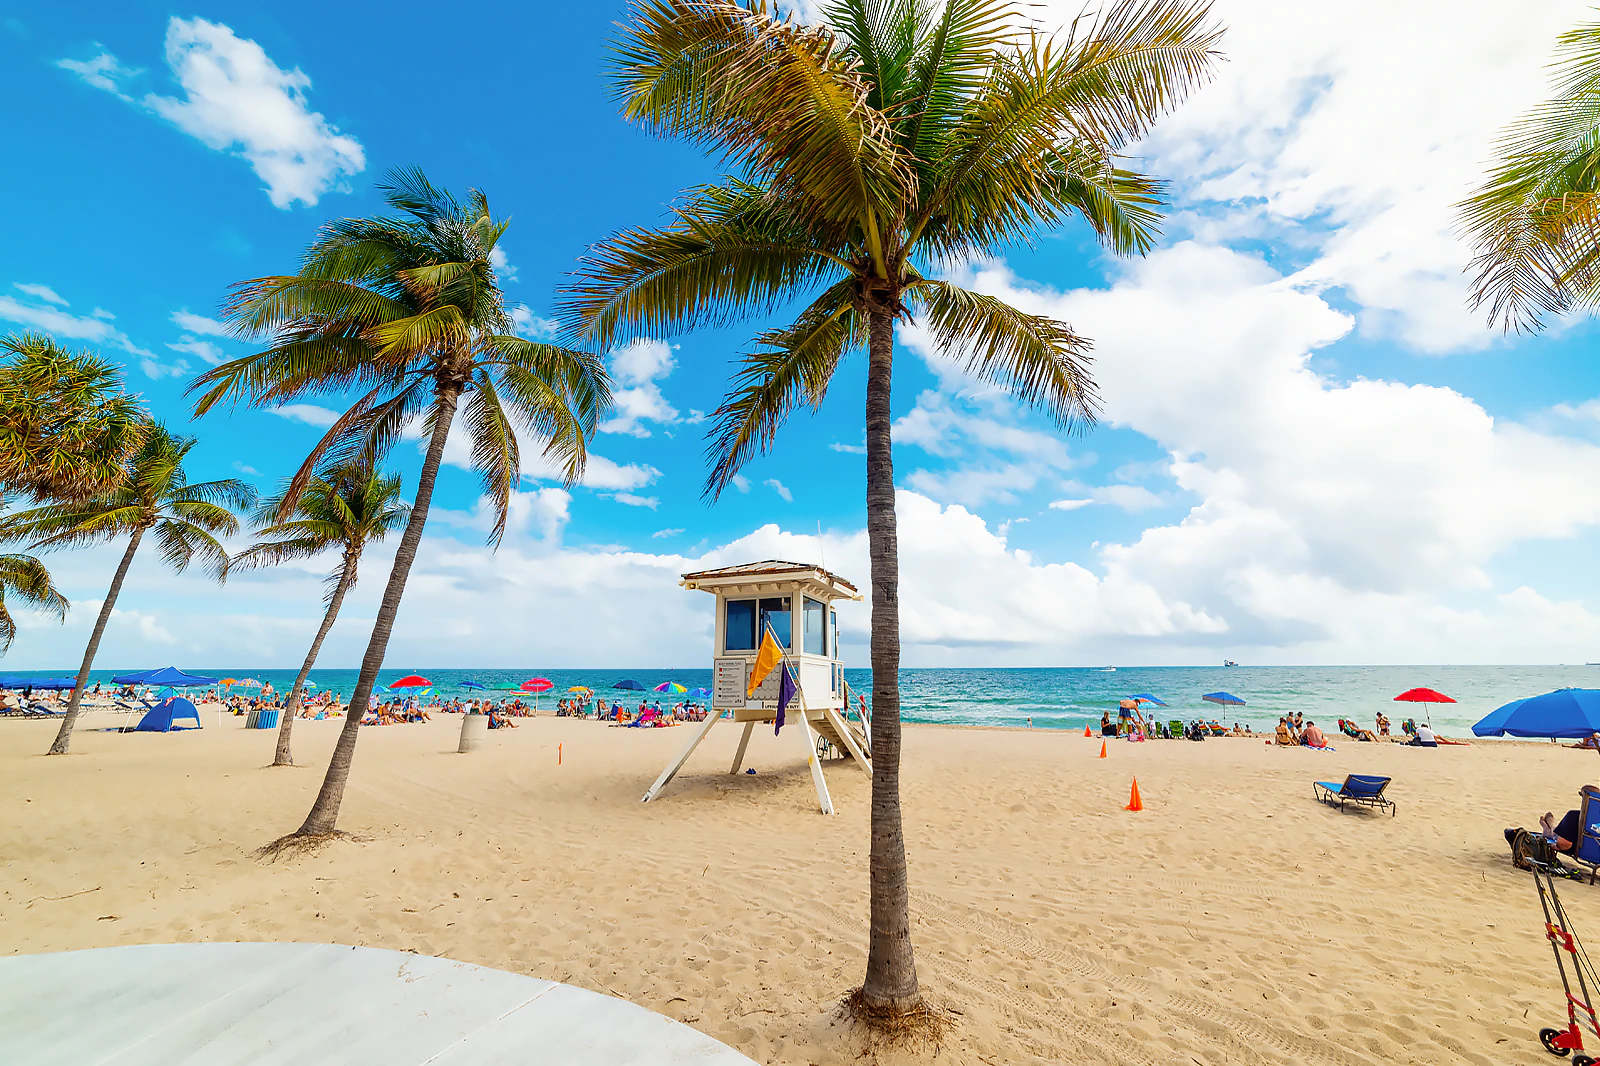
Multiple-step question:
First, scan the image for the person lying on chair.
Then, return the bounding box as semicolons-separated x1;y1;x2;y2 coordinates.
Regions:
1506;784;1600;865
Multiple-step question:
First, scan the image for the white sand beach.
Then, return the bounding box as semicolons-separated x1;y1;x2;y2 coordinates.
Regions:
1;709;1589;1065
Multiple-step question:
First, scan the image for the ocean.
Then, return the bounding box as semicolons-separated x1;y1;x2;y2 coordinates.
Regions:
63;663;1600;736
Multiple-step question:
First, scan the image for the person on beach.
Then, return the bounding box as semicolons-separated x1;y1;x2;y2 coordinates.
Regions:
1568;733;1600;751
1101;710;1115;737
1408;722;1437;747
1375;711;1391;737
1275;718;1294;746
1301;721;1331;748
1507;785;1600;867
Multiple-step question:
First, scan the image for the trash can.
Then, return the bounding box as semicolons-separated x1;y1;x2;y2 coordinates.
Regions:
459;711;488;753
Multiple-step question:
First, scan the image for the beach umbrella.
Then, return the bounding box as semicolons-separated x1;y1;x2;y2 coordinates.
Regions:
111;667;219;687
654;681;687;694
303;680;317;689
1202;691;1245;706
238;678;262;688
1129;693;1168;707
1394;687;1454;705
687;687;711;700
566;685;592;694
1473;689;1600;739
614;679;645;691
521;678;554;693
460;680;486;690
0;676;77;690
387;674;432;690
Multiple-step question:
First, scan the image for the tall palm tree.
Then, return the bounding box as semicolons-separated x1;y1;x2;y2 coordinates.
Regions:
0;553;68;653
0;332;148;502
1460;14;1600;332
0;425;255;754
232;462;409;767
190;168;610;841
563;0;1221;1019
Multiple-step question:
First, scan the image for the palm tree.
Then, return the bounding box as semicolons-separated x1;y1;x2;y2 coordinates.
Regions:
1460;14;1600;332
189;168;610;842
0;425;255;754
563;0;1221;1019
0;553;68;653
232;462;409;767
0;332;148;502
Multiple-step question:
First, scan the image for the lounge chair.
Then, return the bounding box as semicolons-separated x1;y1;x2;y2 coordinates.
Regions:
1313;774;1396;816
1568;791;1600;884
1169;719;1183;738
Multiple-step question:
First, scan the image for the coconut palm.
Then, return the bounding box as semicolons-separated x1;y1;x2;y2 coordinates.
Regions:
0;553;69;654
232;462;409;767
0;332;148;502
1460;15;1600;332
564;0;1221;1018
0;425;254;754
189;168;609;841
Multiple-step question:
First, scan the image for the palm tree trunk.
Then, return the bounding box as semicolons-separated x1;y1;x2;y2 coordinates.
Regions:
48;527;145;756
859;303;921;1011
271;553;356;767
294;388;459;836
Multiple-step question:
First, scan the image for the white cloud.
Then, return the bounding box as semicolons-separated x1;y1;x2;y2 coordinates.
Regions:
270;403;341;428
510;305;558;339
731;474;751;494
63;19;365;208
830;441;866;455
652;528;685;539
601;338;680;437
612;493;659;509
1049;498;1095;512
892;389;1077;506
763;478;793;503
490;245;518;285
170;309;229;336
0;290;152;357
139;356;188;380
13;283;66;306
1049;484;1167;513
232;460;261;477
167;337;225;365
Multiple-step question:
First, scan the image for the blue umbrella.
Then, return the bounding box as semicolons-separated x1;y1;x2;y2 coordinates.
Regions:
1473;688;1600;739
687;687;711;700
111;667;219;687
1129;693;1168;707
613;679;646;691
0;675;78;690
460;680;486;690
1202;691;1245;706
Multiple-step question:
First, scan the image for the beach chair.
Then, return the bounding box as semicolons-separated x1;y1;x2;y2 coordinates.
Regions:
1313;775;1395;816
1169;719;1183;739
1568;791;1600;884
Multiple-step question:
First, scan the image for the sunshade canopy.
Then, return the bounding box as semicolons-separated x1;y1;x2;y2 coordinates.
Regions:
654;681;687;694
460;680;486;690
687;687;711;700
111;667;218;687
613;679;645;691
0;675;78;690
1202;691;1246;706
1473;688;1600;739
1128;693;1168;707
387;675;432;689
522;678;554;693
1394;687;1455;704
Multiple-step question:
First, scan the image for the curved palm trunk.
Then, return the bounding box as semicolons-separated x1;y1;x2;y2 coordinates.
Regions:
271;553;357;767
49;527;145;756
294;388;459;836
859;304;920;1011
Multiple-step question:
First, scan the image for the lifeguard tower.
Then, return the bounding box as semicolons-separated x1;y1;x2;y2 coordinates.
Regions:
641;560;872;813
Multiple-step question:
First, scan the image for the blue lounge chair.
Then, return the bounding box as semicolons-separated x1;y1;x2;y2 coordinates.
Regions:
1313;774;1395;816
1566;791;1600;884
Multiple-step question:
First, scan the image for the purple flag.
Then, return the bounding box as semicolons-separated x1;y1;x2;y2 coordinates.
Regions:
775;663;796;734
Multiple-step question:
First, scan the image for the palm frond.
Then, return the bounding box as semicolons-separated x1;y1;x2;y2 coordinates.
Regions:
0;552;69;654
153;518;230;582
910;279;1099;428
703;278;859;498
484;337;609;488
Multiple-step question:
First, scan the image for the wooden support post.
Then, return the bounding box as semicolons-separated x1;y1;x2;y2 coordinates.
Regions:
791;678;834;815
730;721;755;774
640;707;723;803
824;706;872;774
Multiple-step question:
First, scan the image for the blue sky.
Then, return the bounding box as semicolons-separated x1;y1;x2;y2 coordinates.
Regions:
5;1;1600;669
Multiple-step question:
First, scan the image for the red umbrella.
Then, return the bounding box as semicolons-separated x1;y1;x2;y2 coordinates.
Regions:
388;674;432;689
521;678;554;693
1394;687;1455;704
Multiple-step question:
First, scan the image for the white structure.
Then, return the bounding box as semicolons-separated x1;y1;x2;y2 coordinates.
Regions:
0;942;756;1064
641;561;871;813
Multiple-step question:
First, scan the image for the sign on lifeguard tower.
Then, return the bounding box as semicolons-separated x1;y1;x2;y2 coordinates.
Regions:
641;560;871;813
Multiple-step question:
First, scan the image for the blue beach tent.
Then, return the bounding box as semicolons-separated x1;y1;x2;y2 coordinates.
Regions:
135;696;202;732
1473;688;1600;739
112;667;218;687
0;675;78;690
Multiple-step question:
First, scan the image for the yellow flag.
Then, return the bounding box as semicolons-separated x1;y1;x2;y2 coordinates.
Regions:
747;627;784;697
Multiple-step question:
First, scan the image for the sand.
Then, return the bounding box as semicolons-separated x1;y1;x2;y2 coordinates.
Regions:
0;708;1591;1065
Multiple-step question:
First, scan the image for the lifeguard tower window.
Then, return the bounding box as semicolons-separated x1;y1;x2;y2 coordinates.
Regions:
803;596;827;655
725;597;792;651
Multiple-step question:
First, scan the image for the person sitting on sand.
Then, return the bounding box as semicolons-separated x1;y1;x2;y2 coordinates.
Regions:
1339;719;1378;742
1408;722;1437;747
1301;720;1331;748
1568;733;1600;751
1101;710;1116;737
1275;718;1294;745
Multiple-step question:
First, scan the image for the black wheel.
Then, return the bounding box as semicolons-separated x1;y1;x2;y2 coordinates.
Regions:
1543;1027;1573;1056
1571;1055;1593;1066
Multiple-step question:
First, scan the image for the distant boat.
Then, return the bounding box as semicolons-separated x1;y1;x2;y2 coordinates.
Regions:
1099;666;1116;672
1224;660;1238;667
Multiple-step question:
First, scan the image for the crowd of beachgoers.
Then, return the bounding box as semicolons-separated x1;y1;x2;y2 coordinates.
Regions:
1098;701;1465;749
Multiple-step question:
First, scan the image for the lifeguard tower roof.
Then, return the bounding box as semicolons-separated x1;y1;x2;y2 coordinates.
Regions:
679;560;862;601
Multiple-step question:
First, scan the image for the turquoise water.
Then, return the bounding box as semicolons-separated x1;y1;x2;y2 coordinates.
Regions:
63;664;1600;735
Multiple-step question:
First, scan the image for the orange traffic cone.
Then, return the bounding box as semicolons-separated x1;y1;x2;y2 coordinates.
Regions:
1125;777;1143;811
1098;740;1107;759
1084;725;1093;738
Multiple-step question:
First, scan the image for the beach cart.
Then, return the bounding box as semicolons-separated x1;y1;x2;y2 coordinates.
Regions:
1531;843;1600;1064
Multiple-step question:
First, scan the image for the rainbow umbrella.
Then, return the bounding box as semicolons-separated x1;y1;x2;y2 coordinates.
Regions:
654;681;687;694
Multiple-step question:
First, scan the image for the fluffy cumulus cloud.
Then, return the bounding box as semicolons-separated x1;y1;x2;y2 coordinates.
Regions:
0;283;152;358
60;18;364;208
601;339;681;437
